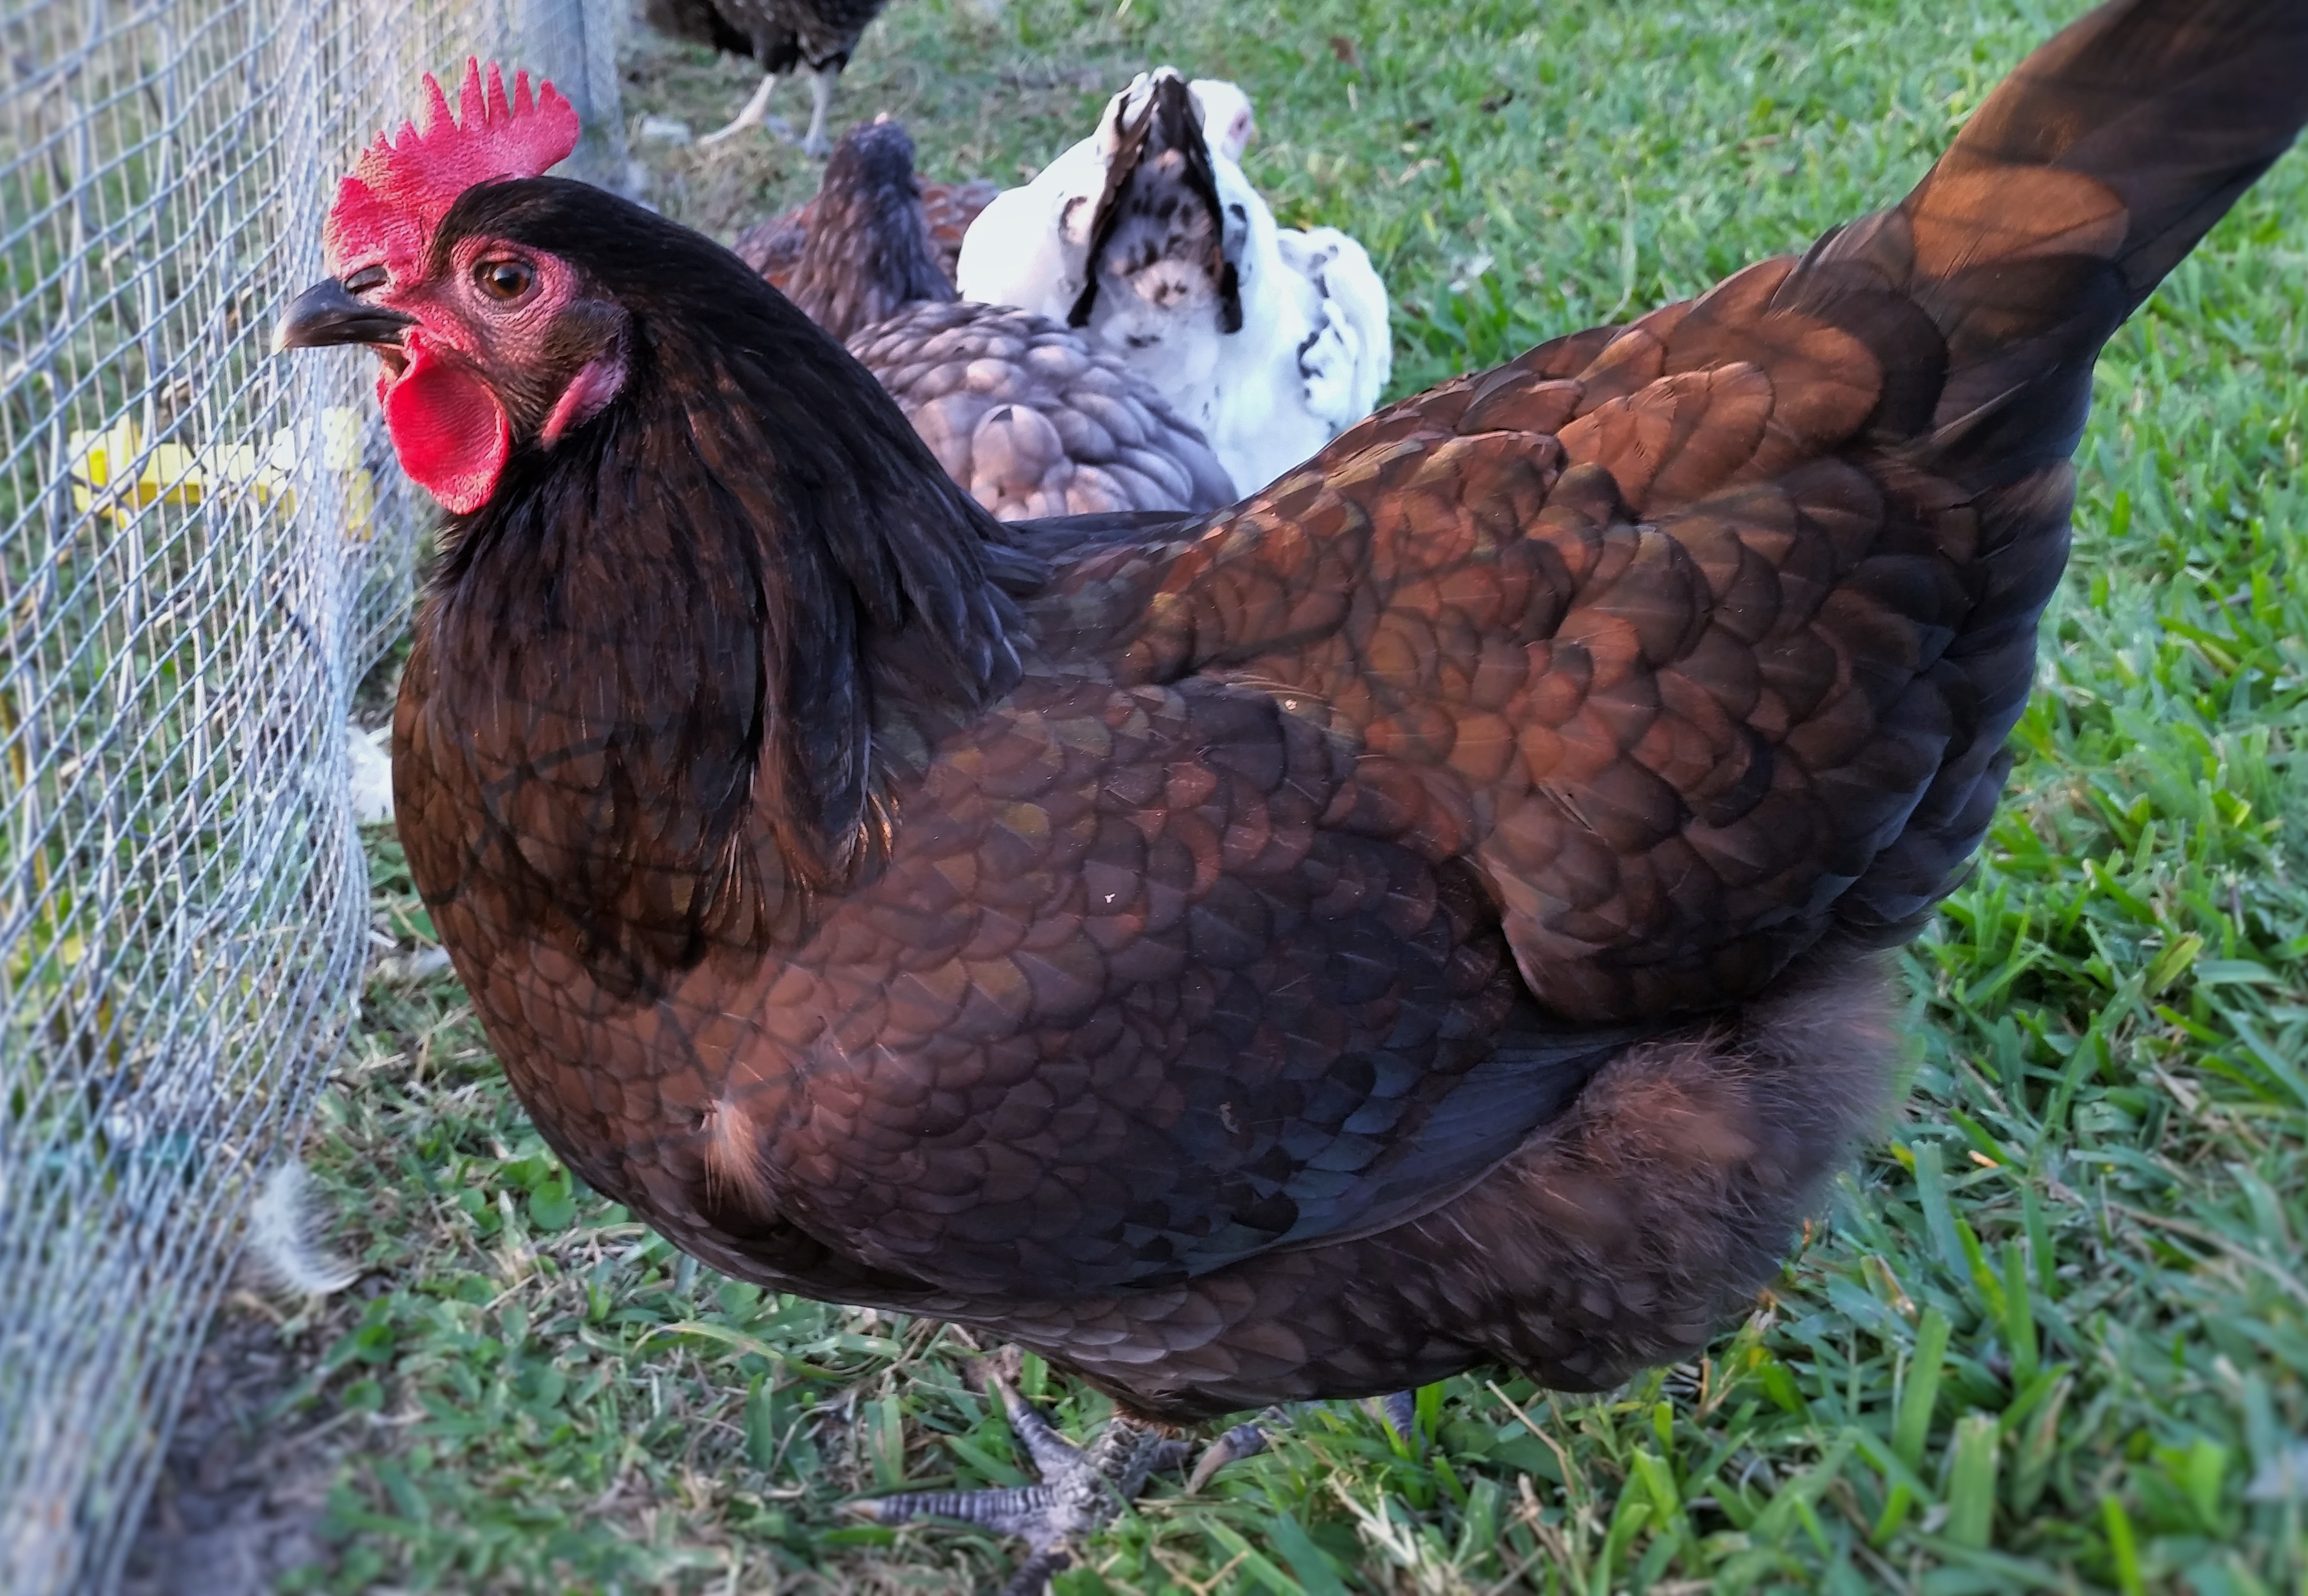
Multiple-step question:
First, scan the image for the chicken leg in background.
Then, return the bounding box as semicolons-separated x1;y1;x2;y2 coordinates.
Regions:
642;0;889;155
957;70;1392;494
777;118;1237;519
276;4;2308;1591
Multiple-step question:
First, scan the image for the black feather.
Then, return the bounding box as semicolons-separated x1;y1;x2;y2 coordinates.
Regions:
1068;74;1243;335
425;177;1029;987
643;0;887;72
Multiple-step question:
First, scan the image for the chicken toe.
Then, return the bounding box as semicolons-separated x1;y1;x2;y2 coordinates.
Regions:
1372;1387;1419;1449
1185;1410;1284;1492
860;1378;1187;1595
1184;1390;1421;1492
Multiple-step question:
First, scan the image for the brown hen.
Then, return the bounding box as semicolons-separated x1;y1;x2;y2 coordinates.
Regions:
276;5;2308;1589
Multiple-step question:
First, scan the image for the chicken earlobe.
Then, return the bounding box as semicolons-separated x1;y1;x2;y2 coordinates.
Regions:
537;348;628;448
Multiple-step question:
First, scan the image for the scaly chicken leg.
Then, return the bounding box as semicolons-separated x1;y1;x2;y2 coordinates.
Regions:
699;71;786;146
798;62;839;158
659;0;886;155
862;1382;1186;1595
699;63;842;155
862;1383;1415;1575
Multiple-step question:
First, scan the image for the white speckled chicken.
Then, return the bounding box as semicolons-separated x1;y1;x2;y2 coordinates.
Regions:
958;70;1391;494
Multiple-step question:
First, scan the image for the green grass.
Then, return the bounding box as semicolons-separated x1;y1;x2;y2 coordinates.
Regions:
256;0;2308;1589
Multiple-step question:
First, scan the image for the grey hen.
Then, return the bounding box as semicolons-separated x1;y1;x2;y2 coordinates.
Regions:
784;120;1238;520
643;0;890;155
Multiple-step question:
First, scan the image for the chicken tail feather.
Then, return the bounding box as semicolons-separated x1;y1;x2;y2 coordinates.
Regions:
1924;0;2308;304
1811;0;2308;484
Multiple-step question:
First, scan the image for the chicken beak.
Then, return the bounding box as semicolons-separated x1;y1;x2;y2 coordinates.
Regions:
272;278;417;353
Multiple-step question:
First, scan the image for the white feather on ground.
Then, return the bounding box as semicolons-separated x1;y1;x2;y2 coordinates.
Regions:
346;723;393;824
954;70;1390;496
242;1160;361;1297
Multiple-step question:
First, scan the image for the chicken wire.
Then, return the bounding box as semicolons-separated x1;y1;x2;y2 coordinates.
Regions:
0;2;625;1590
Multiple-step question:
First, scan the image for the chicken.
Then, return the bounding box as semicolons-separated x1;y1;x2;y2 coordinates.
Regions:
642;0;890;155
278;12;2308;1590
777;118;1237;518
950;75;1253;308
956;71;1392;494
731;173;998;295
1190;77;1256;162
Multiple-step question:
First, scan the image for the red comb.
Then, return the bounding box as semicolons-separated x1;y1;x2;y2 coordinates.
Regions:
323;59;580;278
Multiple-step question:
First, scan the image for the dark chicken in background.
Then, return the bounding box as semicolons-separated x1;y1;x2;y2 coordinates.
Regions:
278;5;2308;1590
733;169;997;295
644;0;889;154
763;118;1235;519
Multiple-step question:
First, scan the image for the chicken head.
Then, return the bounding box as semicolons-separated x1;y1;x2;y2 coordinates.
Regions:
276;59;629;513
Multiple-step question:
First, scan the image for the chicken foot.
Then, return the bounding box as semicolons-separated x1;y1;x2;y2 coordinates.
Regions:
861;1378;1418;1591
860;1377;1190;1596
702;66;838;155
1185;1389;1421;1491
699;72;789;147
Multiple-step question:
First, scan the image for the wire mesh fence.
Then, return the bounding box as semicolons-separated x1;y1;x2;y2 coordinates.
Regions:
0;3;625;1589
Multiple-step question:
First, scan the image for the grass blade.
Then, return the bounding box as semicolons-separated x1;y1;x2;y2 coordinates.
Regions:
1897;1307;1952;1469
1946;1413;2000;1549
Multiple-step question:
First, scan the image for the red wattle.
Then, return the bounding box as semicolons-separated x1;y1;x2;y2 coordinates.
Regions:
381;346;510;513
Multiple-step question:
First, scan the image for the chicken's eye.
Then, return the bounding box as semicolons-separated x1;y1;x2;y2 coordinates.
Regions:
342;264;386;295
476;260;535;302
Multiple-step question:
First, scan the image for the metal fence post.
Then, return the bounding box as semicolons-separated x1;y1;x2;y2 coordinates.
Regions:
514;0;635;194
